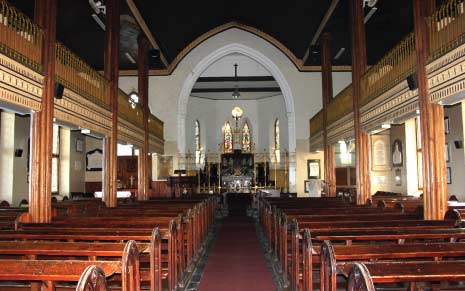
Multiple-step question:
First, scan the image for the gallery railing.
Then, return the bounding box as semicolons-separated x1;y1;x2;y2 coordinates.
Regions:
118;89;143;129
310;109;324;137
429;0;465;60
149;113;164;140
327;84;353;126
0;0;43;71
55;42;110;109
360;32;416;105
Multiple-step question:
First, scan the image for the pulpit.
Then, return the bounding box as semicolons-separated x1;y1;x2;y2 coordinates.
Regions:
168;176;196;198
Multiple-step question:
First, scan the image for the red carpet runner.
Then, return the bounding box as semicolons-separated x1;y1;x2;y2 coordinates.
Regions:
198;216;276;291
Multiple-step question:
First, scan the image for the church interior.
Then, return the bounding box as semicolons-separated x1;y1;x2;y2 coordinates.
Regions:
1;0;465;290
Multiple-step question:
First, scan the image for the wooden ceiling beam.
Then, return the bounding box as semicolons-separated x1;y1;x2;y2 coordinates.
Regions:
302;0;340;64
126;0;170;68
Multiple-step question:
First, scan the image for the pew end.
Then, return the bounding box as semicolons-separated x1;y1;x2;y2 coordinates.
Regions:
445;209;463;227
320;240;337;291
347;263;375;291
75;265;108;291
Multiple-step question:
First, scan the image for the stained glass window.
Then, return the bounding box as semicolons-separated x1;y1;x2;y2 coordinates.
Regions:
274;119;280;150
224;121;233;153
195;120;200;150
242;122;251;152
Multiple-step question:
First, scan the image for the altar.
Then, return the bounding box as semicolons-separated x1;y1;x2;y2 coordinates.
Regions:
221;150;254;192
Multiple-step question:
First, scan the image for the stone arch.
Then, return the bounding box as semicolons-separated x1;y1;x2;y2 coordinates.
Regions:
177;42;296;154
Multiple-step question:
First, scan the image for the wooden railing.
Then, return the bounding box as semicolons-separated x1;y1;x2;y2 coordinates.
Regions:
429;0;465;60
309;109;323;137
55;43;110;109
0;0;43;71
327;85;353;126
118;89;143;129
360;32;416;105
149;113;164;140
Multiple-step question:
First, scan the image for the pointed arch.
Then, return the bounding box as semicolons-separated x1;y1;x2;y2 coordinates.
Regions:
177;43;296;153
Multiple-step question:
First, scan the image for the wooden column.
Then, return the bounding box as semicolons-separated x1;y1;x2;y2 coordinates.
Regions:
413;0;446;220
137;35;149;201
350;0;371;205
321;32;336;197
103;0;119;207
28;0;56;223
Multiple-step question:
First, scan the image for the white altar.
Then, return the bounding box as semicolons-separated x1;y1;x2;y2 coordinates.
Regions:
222;175;253;193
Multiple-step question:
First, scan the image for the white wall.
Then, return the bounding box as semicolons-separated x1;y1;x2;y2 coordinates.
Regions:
0;111;15;204
12;115;29;206
70;131;86;193
445;104;465;200
201;54;271;77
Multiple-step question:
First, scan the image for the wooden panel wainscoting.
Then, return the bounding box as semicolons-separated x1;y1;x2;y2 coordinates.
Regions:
150;180;169;198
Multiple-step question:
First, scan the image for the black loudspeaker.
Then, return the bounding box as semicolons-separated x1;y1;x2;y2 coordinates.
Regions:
407;74;418;90
14;149;23;157
54;82;64;99
454;140;463;149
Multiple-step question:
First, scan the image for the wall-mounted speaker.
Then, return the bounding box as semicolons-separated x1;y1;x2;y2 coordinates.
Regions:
54;82;64;99
454;140;463;149
407;73;418;90
14;149;23;157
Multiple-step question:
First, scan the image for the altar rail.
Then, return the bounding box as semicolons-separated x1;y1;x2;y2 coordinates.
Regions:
0;0;43;71
310;0;465;147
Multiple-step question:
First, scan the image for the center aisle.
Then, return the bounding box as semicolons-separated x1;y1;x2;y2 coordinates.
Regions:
198;216;276;291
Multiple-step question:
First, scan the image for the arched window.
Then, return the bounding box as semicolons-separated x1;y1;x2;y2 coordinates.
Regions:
195;120;200;151
224;122;233;153
274;119;280;150
242;122;251;152
195;120;201;164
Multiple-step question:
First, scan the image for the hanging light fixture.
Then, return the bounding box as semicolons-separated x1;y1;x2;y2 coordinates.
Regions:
128;90;139;109
232;63;240;99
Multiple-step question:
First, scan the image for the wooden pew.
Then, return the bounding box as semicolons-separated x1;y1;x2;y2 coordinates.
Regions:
347;261;465;291
320;240;465;291
285;217;457;290
6;223;176;291
0;229;161;291
0;240;139;291
76;265;108;291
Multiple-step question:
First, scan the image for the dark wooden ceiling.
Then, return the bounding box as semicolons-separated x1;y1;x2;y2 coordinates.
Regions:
8;0;433;72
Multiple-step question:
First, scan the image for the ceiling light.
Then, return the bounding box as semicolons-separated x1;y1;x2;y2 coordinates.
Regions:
232;63;240;99
81;129;91;134
129;90;139;109
381;123;391;129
